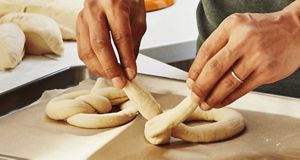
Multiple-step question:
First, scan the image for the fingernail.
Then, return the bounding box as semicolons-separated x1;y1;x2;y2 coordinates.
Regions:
191;92;201;104
186;78;194;89
112;76;125;89
200;102;211;111
125;68;136;80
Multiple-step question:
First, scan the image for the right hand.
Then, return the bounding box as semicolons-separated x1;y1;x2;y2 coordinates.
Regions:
76;0;146;88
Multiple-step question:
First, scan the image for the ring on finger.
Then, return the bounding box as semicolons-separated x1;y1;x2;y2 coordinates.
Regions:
231;67;244;83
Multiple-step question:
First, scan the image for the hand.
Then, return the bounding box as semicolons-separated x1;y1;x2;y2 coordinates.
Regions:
188;5;300;110
76;0;146;88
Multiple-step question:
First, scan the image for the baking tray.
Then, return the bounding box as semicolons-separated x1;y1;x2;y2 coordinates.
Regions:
1;66;300;160
0;66;185;117
0;66;91;116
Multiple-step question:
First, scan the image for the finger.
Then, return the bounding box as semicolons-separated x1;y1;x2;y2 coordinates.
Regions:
131;8;147;60
105;5;136;80
204;59;254;109
191;44;241;104
77;11;105;76
188;21;230;82
221;71;263;106
85;5;126;88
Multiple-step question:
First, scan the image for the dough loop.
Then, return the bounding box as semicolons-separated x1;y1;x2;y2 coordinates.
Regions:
46;79;138;129
124;80;245;145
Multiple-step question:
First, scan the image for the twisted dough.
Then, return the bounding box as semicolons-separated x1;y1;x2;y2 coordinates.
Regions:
47;78;245;145
46;79;138;129
123;80;245;145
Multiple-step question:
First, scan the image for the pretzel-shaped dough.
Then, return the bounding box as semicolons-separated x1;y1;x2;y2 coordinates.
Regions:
123;80;245;145
46;80;138;129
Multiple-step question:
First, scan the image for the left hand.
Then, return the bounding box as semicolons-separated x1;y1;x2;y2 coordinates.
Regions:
188;10;300;110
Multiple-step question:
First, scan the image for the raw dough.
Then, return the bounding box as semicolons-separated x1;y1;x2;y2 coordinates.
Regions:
0;12;64;55
123;80;245;145
172;107;245;143
46;78;245;145
123;80;162;120
0;23;25;71
144;96;198;144
46;82;138;129
0;0;83;40
67;100;138;128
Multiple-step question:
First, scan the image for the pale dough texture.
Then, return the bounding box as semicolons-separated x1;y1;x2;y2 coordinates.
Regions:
46;80;138;129
0;23;25;71
0;0;83;40
0;12;64;55
46;78;245;145
123;80;245;145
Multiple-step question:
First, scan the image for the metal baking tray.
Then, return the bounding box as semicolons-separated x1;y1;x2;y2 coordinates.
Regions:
0;66;91;116
0;66;185;117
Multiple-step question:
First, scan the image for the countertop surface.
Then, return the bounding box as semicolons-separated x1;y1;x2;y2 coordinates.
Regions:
0;0;299;118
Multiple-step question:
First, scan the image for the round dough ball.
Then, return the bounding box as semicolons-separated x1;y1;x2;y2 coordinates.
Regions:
0;0;83;40
0;23;25;71
0;12;64;55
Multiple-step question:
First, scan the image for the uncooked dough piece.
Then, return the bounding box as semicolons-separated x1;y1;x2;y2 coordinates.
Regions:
46;85;137;129
0;0;83;40
92;87;129;105
124;79;245;145
25;0;83;40
0;0;26;17
0;12;64;55
91;78;129;105
0;23;25;71
144;96;198;144
123;80;162;120
46;90;96;120
172;107;245;143
67;100;138;128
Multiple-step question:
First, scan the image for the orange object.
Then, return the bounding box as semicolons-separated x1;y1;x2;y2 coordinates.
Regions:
145;0;175;12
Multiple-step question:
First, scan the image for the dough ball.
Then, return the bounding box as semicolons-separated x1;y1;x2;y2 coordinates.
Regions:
0;12;64;55
0;23;25;71
0;0;83;40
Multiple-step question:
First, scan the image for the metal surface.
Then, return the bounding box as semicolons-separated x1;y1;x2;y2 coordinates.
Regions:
0;66;185;116
0;66;90;116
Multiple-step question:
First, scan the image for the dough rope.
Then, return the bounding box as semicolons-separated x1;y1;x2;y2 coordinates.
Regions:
46;79;138;129
123;80;245;145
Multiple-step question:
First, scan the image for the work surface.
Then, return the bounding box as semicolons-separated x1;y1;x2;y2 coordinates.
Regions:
0;39;300;159
0;77;300;160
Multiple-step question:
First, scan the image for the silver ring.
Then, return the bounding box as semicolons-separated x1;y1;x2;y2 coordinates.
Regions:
231;68;244;83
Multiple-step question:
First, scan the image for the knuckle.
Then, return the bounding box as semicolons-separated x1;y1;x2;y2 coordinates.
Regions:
198;46;211;61
79;52;93;61
188;69;201;80
227;13;244;24
91;37;110;53
207;60;222;71
223;76;237;89
78;47;95;60
103;66;118;78
192;83;206;99
112;31;131;44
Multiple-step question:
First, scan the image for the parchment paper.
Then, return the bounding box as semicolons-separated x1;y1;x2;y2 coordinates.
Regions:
0;79;300;160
